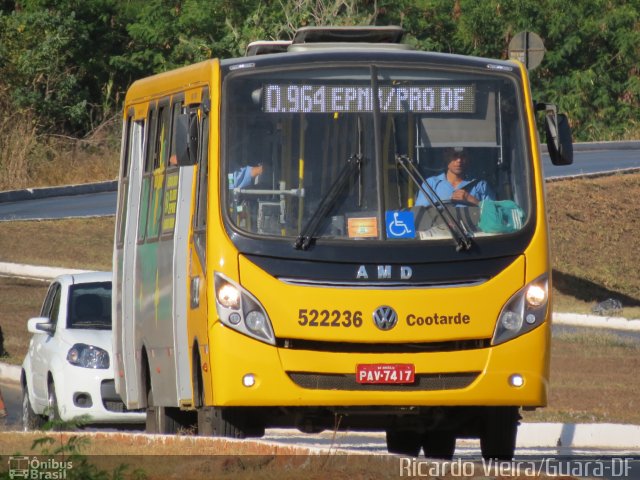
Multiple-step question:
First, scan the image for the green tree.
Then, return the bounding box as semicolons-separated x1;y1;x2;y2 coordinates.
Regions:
399;0;640;140
1;0;638;140
0;0;132;133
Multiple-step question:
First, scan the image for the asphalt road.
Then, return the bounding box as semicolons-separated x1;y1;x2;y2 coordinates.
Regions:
1;379;20;428
0;191;116;221
542;149;640;178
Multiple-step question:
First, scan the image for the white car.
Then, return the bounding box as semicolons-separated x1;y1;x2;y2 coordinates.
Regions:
21;271;145;429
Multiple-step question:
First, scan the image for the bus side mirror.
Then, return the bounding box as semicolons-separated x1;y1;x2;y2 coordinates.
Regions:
539;104;573;166
175;113;199;166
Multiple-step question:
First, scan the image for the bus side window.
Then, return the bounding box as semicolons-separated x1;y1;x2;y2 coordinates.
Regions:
116;115;133;248
168;101;183;168
161;100;183;236
146;104;170;240
138;107;156;243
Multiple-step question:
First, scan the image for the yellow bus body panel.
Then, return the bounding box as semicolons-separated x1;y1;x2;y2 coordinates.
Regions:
208;253;548;407
238;255;525;342
209;319;548;407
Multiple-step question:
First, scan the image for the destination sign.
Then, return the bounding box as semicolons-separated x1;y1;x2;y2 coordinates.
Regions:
262;84;475;114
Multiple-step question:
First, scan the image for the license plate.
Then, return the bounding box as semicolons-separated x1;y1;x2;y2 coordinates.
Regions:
356;363;415;384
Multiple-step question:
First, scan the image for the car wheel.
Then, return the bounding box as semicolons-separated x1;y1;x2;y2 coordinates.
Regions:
22;384;44;431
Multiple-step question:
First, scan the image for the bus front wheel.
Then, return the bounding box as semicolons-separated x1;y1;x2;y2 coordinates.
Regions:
422;430;456;459
199;406;262;439
479;407;520;460
385;429;422;456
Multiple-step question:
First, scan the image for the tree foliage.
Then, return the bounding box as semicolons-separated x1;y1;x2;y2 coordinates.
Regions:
0;0;638;140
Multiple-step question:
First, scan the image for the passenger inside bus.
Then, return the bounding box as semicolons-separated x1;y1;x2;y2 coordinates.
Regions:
231;164;264;189
415;147;495;207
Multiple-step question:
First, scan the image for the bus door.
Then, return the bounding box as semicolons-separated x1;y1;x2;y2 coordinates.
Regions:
171;95;207;406
119;110;145;407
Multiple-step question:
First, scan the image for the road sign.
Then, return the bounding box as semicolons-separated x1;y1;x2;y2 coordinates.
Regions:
508;31;545;70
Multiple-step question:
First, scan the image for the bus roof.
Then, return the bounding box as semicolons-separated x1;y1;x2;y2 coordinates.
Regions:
124;59;218;105
220;48;521;75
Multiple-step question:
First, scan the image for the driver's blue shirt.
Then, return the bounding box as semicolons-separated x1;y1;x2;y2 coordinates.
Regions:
415;172;495;206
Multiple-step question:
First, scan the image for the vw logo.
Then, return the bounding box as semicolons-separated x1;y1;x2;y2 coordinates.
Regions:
373;306;398;331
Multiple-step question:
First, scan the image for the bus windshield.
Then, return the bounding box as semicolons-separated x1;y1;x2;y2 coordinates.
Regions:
223;64;531;245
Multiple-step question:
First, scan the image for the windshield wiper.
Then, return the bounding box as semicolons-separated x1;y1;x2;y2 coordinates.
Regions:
396;154;472;252
293;153;362;250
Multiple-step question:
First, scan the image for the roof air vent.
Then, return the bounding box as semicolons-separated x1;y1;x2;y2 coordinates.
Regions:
292;26;404;45
246;40;292;56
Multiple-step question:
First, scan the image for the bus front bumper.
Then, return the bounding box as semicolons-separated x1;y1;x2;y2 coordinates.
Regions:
208;321;549;408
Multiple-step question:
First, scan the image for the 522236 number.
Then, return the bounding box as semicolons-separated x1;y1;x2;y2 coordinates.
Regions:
298;309;363;328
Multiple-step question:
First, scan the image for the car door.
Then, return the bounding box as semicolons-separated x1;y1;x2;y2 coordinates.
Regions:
29;282;62;405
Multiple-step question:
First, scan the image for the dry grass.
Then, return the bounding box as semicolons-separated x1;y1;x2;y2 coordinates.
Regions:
0;114;38;190
0;432;405;480
547;172;640;319
26;134;120;188
521;334;640;424
0;432;568;480
0;113;119;190
0;277;48;362
0;217;114;270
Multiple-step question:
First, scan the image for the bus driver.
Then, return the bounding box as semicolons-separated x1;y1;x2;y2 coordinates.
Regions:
415;147;495;207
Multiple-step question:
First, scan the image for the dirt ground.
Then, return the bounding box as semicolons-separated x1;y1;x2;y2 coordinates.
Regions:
522;336;640;424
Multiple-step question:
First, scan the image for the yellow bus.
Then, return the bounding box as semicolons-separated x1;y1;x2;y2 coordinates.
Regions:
113;26;572;459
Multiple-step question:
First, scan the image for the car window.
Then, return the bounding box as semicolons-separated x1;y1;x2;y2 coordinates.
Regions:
40;283;61;330
49;287;61;330
67;282;112;330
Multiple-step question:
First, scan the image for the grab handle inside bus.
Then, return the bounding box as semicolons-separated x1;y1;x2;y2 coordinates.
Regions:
175;113;199;166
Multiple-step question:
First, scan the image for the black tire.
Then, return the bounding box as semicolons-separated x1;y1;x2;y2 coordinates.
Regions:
194;363;262;438
46;380;65;431
195;374;216;436
197;406;215;436
479;407;520;460
22;384;45;431
211;407;251;438
385;429;422;456
194;361;214;436
145;384;158;433
422;430;456;460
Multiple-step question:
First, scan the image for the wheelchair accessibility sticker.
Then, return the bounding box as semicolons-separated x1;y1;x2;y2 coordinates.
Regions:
385;211;415;239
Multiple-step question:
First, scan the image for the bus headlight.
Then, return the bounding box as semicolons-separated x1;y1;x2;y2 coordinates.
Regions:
525;283;547;307
214;273;275;345
217;282;241;309
501;311;523;331
492;273;549;345
245;311;269;337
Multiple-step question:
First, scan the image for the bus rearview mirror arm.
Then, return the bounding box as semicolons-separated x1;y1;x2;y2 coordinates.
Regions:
536;102;574;166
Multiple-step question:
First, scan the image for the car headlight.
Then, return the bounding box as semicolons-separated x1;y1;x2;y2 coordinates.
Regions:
492;273;549;345
67;343;110;369
214;273;275;345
